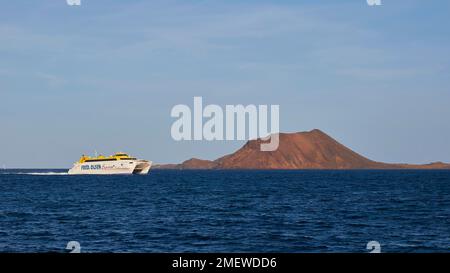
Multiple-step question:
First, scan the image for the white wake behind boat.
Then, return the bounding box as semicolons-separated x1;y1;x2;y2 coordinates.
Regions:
68;153;152;175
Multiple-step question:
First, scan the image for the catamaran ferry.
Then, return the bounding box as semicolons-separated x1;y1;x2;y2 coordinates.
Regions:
68;153;152;175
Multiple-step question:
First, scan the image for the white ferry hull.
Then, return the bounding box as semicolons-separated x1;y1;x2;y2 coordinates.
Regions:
68;160;152;175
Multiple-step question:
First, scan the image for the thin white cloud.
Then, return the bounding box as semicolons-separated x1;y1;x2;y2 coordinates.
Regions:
35;72;66;87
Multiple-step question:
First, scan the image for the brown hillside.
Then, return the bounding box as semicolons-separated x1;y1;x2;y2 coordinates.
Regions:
154;129;450;170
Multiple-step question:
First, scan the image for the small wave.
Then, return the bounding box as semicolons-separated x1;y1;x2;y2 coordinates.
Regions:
17;172;69;176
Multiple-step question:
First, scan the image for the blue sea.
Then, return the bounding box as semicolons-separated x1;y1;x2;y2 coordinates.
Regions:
0;169;449;253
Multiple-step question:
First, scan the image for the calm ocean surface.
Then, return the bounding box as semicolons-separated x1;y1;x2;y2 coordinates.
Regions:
0;169;449;253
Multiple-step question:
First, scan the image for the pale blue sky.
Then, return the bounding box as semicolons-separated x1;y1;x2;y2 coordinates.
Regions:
1;0;450;168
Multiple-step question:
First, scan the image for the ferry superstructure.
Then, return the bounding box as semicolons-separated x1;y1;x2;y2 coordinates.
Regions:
68;153;152;175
